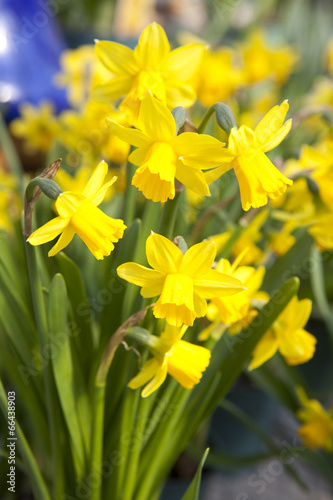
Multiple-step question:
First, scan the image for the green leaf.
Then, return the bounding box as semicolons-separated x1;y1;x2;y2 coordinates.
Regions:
181;448;209;500
47;273;88;476
56;252;94;367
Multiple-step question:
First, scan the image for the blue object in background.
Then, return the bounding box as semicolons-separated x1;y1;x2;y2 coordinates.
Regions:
0;0;69;121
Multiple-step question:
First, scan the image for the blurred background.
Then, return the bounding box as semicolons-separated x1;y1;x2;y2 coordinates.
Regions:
1;0;333;498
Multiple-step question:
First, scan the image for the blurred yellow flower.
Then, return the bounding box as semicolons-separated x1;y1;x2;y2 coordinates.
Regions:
59;101;130;166
117;232;244;327
128;324;211;397
300;140;333;209
28;161;126;260
249;296;316;370
209;254;266;325
196;48;242;107
10;101;60;153
93;23;204;124
107;93;224;202
241;31;298;85
296;387;333;451
55;45;109;109
270;220;297;256
308;212;333;251
217;101;293;211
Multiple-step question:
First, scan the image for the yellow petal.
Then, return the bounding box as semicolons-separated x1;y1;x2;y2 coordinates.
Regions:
176;162;210;196
95;40;138;75
167;340;211;389
204;164;233;185
48;227;75;256
159;273;194;309
146;232;183;274
132;164;175;202
117;262;164;297
279;297;312;331
193;269;245;299
154;300;196;327
82;160;108;200
173;132;223;158
254;100;289;148
234;149;293;211
27;217;69;245
134;23;170;69
128;147;149;166
167;44;204;81
248;330;279;370
259;119;292;153
91;176;117;206
279;328;317;365
180;241;216;277
92;75;133;102
55;192;85;218
138;93;176;141
105;118;151;148
141;361;168;398
128;358;160;389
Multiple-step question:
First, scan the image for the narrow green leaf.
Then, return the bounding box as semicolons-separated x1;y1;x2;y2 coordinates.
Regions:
56;252;94;365
181;448;209;500
0;379;51;500
48;273;87;476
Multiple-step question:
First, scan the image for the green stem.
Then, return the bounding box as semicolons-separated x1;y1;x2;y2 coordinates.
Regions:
158;191;182;239
196;105;217;134
0;379;51;500
24;241;64;499
123;162;138;226
90;384;106;500
310;245;333;344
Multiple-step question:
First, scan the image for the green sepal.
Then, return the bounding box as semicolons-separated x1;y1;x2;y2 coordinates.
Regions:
26;177;63;202
215;102;237;135
172;106;187;132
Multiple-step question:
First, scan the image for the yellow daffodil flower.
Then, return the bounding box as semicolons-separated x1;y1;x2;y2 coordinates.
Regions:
128;324;211;397
296;387;333;451
10;101;60;153
59;101;130;166
56;45;110;109
106;93;224;202
28;161;126;260
117;232;244;327
309;212;333;251
93;23;204;124
196;48;242;107
218;101;293;211
299;140;333;209
270;220;297;256
241;31;298;85
209;253;266;325
249;296;316;370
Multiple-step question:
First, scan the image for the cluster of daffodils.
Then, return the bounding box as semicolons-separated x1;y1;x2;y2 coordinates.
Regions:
5;24;332;469
15;22;329;393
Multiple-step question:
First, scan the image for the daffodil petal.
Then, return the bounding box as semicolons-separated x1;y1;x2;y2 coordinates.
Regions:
128;358;160;389
176;162;210;196
48;227;75;257
141;360;168;397
204;164;233;185
166;82;197;108
91;176;117;206
82;160;108;200
167;44;204;81
173;132;223;157
92;75;133;102
117;262;164;297
248;330;279;370
28;217;69;245
146;232;183;274
134;23;170;68
138;93;176;141
167;340;211;389
95;40;138;75
279;329;317;365
279;297;312;331
128;147;149;166
193;269;244;299
180;241;216;277
259;119;292;153
254;100;289;148
105;118;151;148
